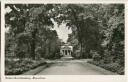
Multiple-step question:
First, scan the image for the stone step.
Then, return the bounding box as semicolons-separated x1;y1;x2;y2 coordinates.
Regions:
61;57;74;60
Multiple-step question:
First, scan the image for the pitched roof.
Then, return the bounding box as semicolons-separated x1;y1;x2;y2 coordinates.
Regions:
61;46;71;50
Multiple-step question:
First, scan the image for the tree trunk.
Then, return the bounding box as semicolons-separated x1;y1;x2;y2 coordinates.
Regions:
45;39;49;58
31;30;37;60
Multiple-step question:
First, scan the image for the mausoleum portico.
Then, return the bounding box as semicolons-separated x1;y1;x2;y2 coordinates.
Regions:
60;44;73;57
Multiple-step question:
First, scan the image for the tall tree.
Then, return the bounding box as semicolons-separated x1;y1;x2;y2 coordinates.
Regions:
5;4;56;59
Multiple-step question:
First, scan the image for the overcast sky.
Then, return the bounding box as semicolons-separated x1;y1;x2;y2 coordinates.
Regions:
52;21;72;43
5;7;72;43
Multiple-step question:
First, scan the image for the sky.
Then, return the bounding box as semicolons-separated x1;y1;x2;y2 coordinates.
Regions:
52;21;72;43
5;7;72;43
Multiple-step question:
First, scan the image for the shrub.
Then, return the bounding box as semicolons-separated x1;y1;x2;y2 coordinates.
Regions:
92;51;101;61
5;58;46;75
88;60;124;75
104;63;120;72
74;50;81;59
117;67;124;75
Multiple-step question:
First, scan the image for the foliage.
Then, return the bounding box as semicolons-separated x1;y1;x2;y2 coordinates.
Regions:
88;60;124;75
5;4;61;60
52;4;103;58
64;4;124;74
91;51;101;61
5;58;46;75
5;4;124;74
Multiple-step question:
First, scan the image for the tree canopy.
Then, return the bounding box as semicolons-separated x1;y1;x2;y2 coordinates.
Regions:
5;4;124;74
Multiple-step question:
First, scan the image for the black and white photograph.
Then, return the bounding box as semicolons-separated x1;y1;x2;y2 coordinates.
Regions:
0;1;1;81
4;4;125;76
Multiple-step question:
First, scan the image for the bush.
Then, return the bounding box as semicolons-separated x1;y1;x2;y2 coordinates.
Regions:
88;60;124;75
103;63;120;72
117;67;124;75
91;51;101;61
74;50;81;59
5;58;46;75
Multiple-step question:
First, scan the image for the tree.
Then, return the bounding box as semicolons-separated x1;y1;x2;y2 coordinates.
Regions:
52;4;102;58
5;4;60;60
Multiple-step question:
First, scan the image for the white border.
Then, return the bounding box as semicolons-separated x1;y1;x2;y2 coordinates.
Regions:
2;0;128;4
1;0;128;82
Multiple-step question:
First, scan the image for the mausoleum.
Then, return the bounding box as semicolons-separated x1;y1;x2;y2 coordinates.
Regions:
60;43;73;57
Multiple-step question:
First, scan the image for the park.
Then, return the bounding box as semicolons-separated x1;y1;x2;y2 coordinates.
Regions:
5;4;124;75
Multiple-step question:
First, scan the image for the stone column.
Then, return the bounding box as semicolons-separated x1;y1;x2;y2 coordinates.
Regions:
68;50;69;55
70;51;72;55
65;50;67;55
64;50;65;55
63;50;64;55
64;50;66;55
62;50;63;55
67;50;68;55
69;50;71;55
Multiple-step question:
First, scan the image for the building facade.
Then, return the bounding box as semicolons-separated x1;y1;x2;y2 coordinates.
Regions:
60;43;73;57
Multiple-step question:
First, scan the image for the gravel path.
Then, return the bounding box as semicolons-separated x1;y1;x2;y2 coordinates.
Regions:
37;59;117;75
